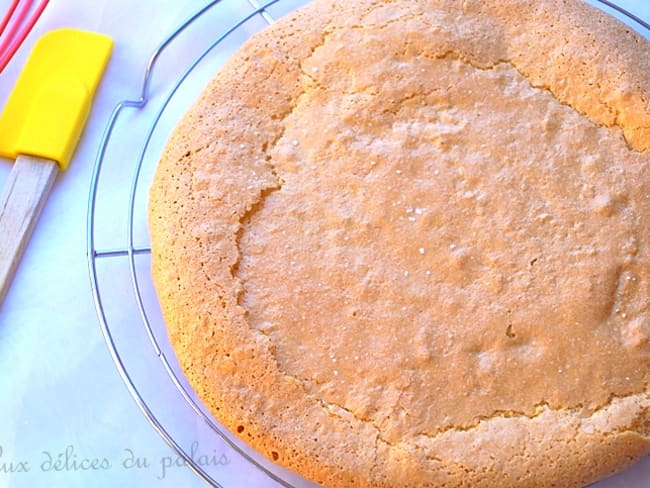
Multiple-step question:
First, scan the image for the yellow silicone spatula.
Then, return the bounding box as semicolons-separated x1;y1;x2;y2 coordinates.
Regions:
0;28;112;305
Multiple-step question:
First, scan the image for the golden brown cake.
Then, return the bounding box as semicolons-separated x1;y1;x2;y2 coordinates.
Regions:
148;1;650;486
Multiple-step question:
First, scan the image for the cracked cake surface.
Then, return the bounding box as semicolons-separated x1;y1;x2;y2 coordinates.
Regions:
148;0;650;486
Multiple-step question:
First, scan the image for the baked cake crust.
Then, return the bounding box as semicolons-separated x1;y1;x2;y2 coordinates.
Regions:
149;1;650;486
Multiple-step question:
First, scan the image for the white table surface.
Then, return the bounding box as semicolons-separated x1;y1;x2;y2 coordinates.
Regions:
0;1;649;487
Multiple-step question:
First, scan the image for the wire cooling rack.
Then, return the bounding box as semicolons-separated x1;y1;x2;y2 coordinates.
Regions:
87;1;650;487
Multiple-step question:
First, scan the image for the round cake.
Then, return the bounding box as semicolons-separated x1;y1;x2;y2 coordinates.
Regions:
148;1;650;486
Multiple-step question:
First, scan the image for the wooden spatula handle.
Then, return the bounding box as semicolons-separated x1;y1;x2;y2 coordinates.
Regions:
0;154;58;306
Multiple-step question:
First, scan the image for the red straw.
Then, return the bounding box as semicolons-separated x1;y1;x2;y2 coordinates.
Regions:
0;0;49;74
0;0;21;38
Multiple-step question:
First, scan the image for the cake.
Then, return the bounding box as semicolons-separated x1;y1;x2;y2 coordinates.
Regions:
148;1;650;486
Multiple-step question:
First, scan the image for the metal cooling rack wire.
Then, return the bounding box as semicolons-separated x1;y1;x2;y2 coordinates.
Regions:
596;0;650;31
87;1;297;487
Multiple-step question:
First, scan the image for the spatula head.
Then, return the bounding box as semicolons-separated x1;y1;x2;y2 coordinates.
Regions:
0;28;112;170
